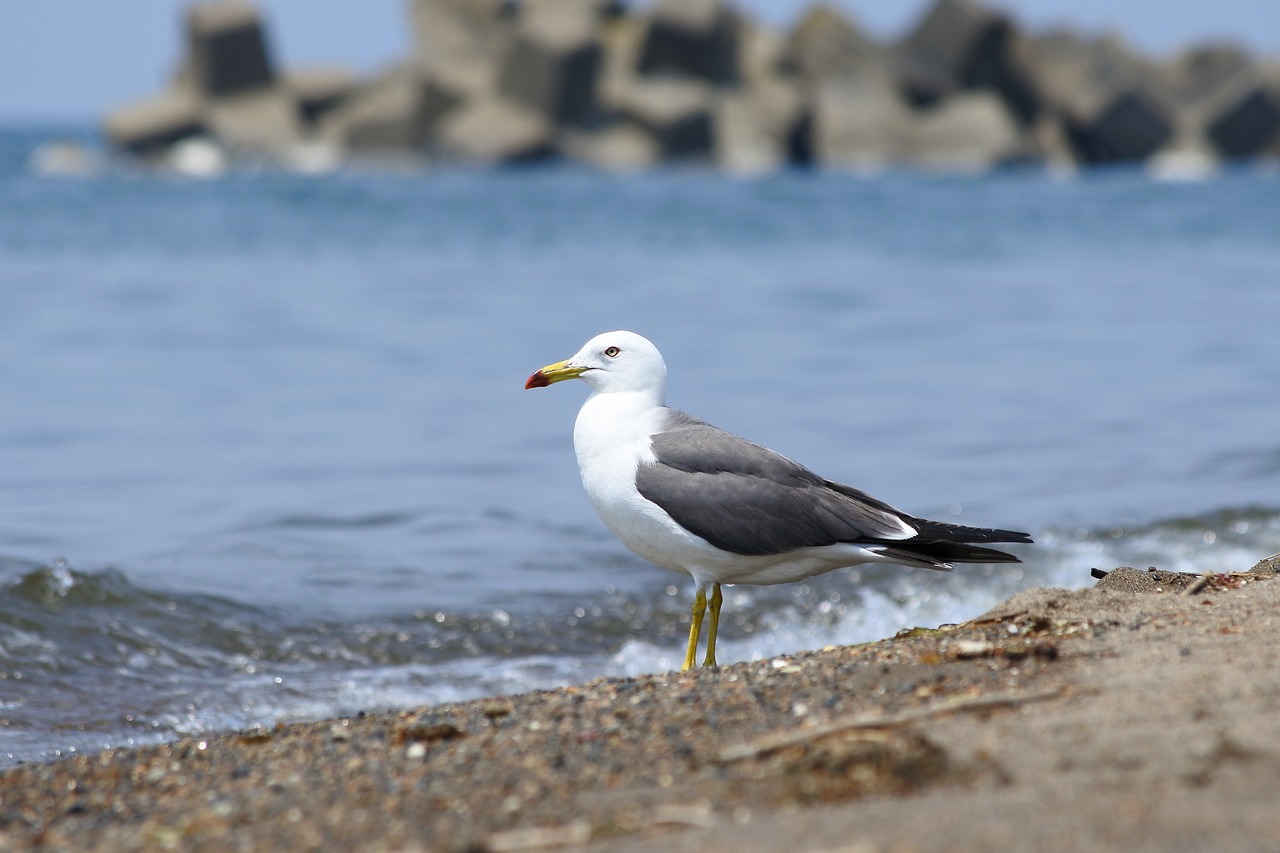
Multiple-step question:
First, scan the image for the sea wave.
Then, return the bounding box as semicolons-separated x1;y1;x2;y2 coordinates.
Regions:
3;505;1277;766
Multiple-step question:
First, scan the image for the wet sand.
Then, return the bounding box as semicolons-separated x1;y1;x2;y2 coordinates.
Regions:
3;557;1278;852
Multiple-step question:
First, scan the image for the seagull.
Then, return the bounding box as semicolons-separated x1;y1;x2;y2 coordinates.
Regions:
525;330;1032;672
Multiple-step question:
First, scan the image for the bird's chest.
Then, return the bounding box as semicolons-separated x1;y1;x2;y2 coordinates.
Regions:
572;399;666;532
574;425;655;515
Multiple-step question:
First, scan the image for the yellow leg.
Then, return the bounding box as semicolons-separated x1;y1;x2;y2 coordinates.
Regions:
682;586;707;672
701;583;722;669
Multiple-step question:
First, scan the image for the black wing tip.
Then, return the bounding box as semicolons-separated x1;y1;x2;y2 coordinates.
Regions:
910;518;1035;547
874;539;1026;569
945;544;1025;565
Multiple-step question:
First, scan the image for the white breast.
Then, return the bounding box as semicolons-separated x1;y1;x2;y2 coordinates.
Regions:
573;393;696;569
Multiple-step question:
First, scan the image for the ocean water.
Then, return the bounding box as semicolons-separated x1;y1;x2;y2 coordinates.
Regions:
2;126;1279;766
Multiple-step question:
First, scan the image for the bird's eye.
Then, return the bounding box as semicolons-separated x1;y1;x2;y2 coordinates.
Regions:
604;346;621;358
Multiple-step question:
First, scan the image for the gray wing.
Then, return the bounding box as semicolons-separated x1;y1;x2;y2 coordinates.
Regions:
633;410;917;557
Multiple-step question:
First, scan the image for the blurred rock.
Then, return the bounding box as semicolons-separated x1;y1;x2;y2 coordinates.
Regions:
597;11;648;104
186;1;276;97
286;65;359;126
1025;113;1077;170
522;0;622;25
637;0;741;85
410;0;514;70
498;3;603;125
319;70;429;154
99;0;1280;173
900;90;1028;170
320;62;477;155
1169;44;1255;106
559;122;661;170
734;13;786;83
404;0;513;154
104;89;206;156
436;95;557;164
1068;89;1175;164
1203;76;1280;159
105;1;302;161
615;79;715;159
205;88;301;154
1028;29;1172;116
778;4;887;87
714;77;809;172
1028;29;1178;164
897;0;1041;124
809;79;911;171
812;79;1026;172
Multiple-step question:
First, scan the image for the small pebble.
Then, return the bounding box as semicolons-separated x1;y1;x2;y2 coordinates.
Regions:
954;640;996;658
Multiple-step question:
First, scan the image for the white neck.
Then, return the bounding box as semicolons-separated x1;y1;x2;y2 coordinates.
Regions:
573;388;665;467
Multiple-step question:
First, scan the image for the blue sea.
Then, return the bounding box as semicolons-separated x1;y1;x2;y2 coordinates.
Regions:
2;125;1279;766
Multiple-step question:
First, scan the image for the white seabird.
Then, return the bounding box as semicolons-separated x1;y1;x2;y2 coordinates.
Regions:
525;330;1032;672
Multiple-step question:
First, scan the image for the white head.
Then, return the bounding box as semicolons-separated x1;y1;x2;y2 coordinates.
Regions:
525;330;667;399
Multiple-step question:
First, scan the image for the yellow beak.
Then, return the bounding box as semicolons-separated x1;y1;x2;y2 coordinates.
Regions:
525;359;588;389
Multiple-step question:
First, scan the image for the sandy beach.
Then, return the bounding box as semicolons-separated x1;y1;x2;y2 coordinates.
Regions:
3;556;1278;852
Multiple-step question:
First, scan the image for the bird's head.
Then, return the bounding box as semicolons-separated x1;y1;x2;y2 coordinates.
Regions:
525;330;668;396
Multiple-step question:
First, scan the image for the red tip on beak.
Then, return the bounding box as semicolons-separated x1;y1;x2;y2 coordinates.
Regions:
525;370;550;389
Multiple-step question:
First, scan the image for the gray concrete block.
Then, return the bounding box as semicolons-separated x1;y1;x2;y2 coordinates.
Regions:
410;0;514;70
559;122;661;170
321;60;485;156
186;1;276;97
811;80;1023;172
1206;84;1280;159
713;77;809;172
1025;113;1078;170
614;79;714;159
897;0;1040;124
103;89;206;156
436;96;557;164
734;13;787;85
285;65;359;126
1027;29;1174;118
778;4;884;85
204;87;302;153
1067;89;1175;164
1027;29;1181;164
498;4;603;125
419;65;482;138
809;79;911;171
522;0;622;24
637;0;740;85
320;69;430;153
1170;44;1254;105
896;90;1027;171
597;14;648;108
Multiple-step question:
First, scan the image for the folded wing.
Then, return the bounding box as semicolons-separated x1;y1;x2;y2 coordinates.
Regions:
634;410;1030;567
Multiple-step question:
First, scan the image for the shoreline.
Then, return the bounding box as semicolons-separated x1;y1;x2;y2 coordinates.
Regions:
3;558;1278;852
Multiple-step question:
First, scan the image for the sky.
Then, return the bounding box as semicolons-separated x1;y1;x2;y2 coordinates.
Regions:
1;0;1279;122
